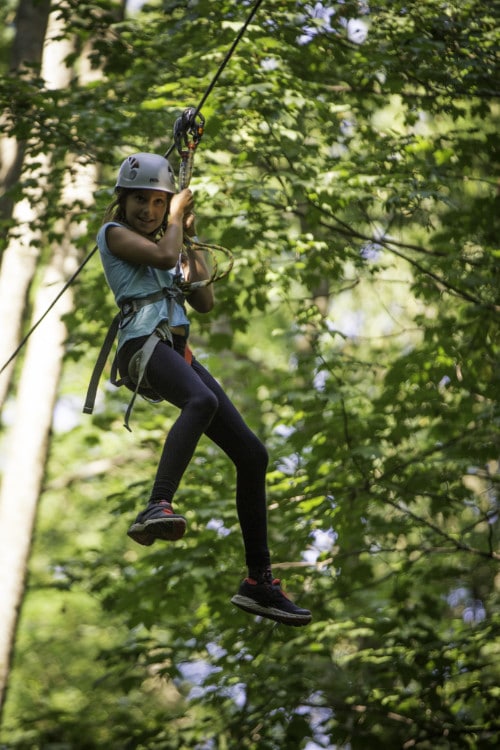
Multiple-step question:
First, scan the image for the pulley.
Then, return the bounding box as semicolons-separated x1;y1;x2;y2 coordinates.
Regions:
173;107;206;190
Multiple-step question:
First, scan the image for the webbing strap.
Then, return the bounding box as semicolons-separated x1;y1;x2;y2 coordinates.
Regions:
83;312;121;415
82;287;180;417
122;330;164;432
120;286;178;318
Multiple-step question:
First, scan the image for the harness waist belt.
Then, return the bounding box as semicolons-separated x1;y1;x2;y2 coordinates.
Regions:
82;286;182;419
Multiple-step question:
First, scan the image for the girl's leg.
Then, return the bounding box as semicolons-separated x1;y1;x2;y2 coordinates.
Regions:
119;338;271;570
144;342;221;502
190;359;271;572
118;338;311;625
119;338;219;503
190;362;312;625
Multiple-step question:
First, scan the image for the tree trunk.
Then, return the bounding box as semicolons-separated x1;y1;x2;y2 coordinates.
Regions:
0;162;51;407
0;243;74;716
0;4;100;717
0;0;51;222
0;1;74;410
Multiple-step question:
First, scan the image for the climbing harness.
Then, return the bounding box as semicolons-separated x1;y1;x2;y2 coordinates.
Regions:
82;285;187;431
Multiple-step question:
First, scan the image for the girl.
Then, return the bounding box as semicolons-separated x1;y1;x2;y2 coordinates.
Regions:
97;152;311;626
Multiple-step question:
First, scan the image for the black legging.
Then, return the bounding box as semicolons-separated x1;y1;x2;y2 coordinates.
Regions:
118;335;271;569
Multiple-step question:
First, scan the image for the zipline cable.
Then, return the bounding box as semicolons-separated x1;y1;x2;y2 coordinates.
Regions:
165;0;264;158
0;249;98;376
0;0;264;377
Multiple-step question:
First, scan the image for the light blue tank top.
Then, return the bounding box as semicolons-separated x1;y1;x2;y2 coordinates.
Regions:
97;221;190;349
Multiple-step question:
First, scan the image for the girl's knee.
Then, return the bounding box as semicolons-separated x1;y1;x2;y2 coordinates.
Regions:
247;436;269;471
192;389;219;421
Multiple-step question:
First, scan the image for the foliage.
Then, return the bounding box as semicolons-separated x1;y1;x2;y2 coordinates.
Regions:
1;0;499;748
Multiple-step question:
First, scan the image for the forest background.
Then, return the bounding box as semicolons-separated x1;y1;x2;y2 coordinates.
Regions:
0;1;499;748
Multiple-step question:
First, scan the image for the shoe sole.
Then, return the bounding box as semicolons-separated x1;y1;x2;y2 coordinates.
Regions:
127;517;187;546
230;594;312;627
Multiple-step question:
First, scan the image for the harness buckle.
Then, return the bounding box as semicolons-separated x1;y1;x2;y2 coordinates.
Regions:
121;301;134;317
154;321;173;342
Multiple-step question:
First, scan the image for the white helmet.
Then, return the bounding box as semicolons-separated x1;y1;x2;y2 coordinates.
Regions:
116;152;176;193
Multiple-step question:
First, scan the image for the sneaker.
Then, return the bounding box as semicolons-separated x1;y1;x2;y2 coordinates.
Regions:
127;500;187;546
231;578;312;626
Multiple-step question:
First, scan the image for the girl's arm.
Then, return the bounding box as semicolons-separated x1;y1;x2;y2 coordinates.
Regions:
107;190;193;269
182;212;215;313
183;244;215;313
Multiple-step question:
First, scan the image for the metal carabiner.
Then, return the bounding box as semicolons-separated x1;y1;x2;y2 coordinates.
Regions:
173;107;205;190
173;106;205;155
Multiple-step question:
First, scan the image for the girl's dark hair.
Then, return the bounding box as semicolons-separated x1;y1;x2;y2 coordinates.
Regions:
102;187;170;237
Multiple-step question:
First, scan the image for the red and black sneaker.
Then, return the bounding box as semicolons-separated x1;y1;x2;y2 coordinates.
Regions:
127;500;187;546
231;578;312;627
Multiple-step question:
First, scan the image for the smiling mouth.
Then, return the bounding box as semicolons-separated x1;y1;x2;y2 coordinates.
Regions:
138;218;158;228
136;218;160;236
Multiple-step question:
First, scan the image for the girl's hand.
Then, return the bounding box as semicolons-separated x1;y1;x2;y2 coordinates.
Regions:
183;211;196;236
170;188;194;219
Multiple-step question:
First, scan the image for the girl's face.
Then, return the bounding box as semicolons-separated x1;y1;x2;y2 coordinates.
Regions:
124;189;170;236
